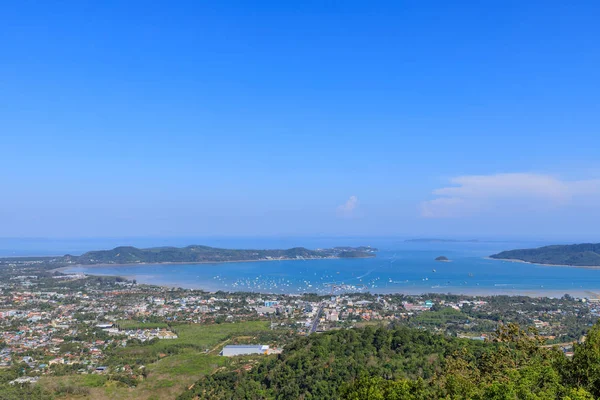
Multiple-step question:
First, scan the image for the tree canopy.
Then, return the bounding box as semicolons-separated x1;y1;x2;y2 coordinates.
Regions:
178;322;600;399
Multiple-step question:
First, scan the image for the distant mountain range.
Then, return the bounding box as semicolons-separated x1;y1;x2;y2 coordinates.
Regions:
490;243;600;267
405;238;479;243
60;245;377;265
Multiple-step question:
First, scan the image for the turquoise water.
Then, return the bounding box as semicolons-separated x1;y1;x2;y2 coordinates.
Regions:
62;241;600;297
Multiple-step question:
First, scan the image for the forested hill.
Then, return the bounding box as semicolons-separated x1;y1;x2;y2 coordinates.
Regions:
65;245;377;265
178;322;600;399
490;243;600;266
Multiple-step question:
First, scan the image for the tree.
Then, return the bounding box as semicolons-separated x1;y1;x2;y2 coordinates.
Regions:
565;322;600;397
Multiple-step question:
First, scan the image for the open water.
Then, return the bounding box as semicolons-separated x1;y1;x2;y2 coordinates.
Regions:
57;239;600;297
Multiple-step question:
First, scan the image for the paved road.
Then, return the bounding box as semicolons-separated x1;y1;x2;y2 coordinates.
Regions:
310;305;324;334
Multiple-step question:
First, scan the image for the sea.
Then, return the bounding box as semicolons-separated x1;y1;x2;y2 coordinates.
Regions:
8;237;598;298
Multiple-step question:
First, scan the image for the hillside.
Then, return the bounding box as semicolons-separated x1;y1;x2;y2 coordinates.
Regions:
178;323;600;399
490;243;600;266
68;245;377;265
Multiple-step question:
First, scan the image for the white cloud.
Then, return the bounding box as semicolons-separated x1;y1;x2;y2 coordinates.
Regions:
421;173;600;218
338;195;359;216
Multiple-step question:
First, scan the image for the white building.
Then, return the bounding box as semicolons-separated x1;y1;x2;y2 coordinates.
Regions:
220;345;269;357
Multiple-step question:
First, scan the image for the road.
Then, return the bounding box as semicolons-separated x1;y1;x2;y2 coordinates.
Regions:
310;304;324;334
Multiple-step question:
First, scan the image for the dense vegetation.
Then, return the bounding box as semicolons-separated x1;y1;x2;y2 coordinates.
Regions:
0;246;376;269
491;243;600;266
57;245;376;265
179;322;600;400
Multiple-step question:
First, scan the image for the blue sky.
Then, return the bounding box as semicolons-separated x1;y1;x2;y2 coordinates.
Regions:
1;1;600;239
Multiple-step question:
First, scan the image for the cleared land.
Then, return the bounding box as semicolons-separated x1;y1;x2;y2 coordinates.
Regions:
41;321;271;400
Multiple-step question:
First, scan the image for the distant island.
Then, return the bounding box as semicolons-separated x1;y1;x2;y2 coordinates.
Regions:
405;238;479;243
490;243;600;267
54;245;378;265
435;256;450;262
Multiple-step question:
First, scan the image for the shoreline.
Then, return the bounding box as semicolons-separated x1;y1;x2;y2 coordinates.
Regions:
485;257;600;270
50;256;362;272
55;255;600;299
59;266;600;299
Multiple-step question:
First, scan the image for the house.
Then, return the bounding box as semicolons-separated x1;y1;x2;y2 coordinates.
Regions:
328;310;339;322
256;306;276;314
9;377;39;385
157;330;178;339
220;345;269;357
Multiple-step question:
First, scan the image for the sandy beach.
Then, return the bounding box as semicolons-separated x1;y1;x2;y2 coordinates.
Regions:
50;256;339;273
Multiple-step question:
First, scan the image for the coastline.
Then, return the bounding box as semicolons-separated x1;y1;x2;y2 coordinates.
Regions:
486;257;600;270
51;256;354;272
58;265;600;299
54;255;600;299
69;275;600;299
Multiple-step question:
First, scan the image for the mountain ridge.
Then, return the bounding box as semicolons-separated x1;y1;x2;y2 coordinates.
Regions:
63;244;377;265
490;243;600;266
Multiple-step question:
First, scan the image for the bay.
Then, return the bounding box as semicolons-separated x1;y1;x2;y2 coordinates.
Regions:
62;240;600;297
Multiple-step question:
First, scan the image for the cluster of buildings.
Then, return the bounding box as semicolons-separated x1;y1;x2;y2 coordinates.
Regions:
0;260;598;385
98;323;178;340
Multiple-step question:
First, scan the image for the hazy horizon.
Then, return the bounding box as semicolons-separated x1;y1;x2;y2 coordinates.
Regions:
0;234;591;258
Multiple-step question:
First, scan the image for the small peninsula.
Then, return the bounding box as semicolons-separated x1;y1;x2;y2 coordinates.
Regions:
55;245;378;265
435;256;450;262
490;243;600;267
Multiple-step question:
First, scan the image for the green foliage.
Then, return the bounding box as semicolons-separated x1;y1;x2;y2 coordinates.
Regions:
106;321;270;368
178;326;481;399
150;353;226;376
117;320;169;329
81;374;108;387
53;382;91;396
178;322;600;400
563;322;600;397
412;307;468;326
72;244;376;264
0;384;54;400
491;243;600;266
341;376;428;400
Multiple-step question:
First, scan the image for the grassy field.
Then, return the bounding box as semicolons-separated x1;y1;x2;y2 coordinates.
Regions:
42;320;272;400
116;320;169;330
353;320;388;328
170;320;269;348
113;320;271;364
412;308;469;326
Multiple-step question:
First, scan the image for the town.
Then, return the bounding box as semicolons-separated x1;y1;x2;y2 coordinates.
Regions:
1;258;599;399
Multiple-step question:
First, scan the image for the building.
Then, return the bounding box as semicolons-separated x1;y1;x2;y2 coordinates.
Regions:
328;310;339;321
10;377;39;385
157;330;178;339
220;345;269;357
256;306;276;314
